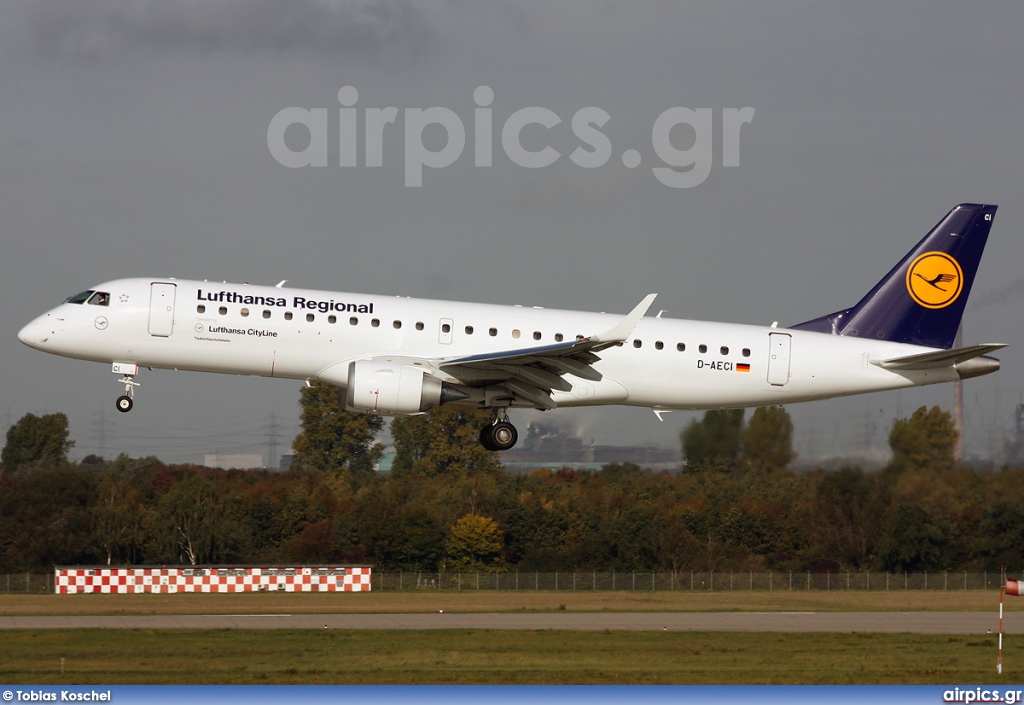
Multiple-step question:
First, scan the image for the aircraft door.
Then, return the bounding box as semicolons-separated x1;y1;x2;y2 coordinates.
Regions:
767;332;791;386
439;318;453;345
148;282;177;337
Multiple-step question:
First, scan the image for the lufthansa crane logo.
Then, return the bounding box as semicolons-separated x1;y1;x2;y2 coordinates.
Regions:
906;251;963;309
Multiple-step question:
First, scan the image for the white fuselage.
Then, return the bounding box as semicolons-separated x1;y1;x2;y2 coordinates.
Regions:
18;278;958;412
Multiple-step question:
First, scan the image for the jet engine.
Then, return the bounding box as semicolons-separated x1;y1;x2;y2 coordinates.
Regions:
345;360;465;414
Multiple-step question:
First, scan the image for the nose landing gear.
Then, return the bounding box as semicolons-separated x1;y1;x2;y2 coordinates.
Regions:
112;363;140;413
116;393;133;412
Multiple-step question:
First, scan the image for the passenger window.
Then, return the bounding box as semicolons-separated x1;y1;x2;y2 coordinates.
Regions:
555;333;564;342
533;331;542;340
306;313;315;322
677;343;686;352
284;312;293;321
394;321;402;329
263;310;271;319
219;306;228;316
633;340;642;348
655;341;664;350
197;305;206;314
350;317;358;326
698;344;707;353
512;329;521;339
328;315;336;324
489;328;498;337
371;319;380;328
88;292;110;306
416;322;424;331
720;346;729;355
742;348;751;357
465;326;474;334
442;323;451;334
241;308;249;318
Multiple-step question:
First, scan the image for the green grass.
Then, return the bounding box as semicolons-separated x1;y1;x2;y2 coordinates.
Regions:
2;592;1018;684
0;629;1018;685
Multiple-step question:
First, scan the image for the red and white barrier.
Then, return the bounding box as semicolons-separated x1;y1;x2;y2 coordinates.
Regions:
55;566;372;594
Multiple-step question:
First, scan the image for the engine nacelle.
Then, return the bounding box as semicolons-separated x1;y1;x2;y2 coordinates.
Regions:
345;360;443;415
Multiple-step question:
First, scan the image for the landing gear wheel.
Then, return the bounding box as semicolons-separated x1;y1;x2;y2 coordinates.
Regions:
116;395;133;413
483;420;518;451
479;425;498;452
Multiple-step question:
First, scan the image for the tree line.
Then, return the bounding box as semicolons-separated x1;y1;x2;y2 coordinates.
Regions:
1;385;1022;574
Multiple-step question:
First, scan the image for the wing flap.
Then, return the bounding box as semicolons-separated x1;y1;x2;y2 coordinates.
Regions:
503;379;557;409
505;364;574;392
542;356;603;381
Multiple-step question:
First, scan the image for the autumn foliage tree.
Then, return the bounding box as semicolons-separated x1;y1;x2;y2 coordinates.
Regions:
742;406;795;471
2;412;75;474
5;399;1024;575
681;409;745;468
292;381;384;476
445;513;505;571
390;407;502;478
888;405;957;473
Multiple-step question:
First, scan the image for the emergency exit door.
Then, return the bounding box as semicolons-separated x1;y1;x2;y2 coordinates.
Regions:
148;283;177;337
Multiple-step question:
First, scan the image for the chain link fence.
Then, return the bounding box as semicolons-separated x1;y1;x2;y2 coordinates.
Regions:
1;570;1014;593
372;570;1012;592
1;573;55;592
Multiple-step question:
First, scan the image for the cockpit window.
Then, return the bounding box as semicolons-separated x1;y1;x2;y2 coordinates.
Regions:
66;290;94;305
87;292;110;306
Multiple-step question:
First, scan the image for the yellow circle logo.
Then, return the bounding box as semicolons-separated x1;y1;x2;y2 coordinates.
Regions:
906;251;963;309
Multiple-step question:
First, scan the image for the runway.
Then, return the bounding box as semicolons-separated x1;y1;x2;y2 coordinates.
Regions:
0;611;1015;633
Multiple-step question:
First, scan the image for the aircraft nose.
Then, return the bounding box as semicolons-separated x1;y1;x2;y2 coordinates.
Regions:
18;321;33;346
18;316;48;349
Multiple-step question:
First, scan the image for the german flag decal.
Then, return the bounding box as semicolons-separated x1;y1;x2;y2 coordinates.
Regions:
736;363;751;372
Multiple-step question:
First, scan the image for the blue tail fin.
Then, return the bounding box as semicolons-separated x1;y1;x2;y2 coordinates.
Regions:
791;203;997;349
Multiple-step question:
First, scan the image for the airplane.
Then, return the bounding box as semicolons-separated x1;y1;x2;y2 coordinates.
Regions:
18;203;1004;451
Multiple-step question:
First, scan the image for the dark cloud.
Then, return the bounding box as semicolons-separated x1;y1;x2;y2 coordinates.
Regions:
22;0;432;60
3;0;1022;463
973;275;1024;312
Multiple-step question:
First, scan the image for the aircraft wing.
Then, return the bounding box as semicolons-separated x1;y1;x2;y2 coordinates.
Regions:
439;294;657;409
871;343;1007;370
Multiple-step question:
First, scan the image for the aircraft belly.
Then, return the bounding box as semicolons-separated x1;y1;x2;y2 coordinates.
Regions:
139;337;277;376
551;376;628;407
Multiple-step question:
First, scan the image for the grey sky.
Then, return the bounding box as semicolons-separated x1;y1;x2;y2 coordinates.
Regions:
2;1;1022;464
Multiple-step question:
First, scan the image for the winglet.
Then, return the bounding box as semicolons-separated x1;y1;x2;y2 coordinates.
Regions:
588;294;657;344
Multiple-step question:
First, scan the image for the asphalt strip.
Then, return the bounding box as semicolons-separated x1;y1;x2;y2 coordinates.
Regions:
0;611;1017;633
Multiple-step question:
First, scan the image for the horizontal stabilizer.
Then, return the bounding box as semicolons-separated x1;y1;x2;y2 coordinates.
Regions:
872;343;1006;370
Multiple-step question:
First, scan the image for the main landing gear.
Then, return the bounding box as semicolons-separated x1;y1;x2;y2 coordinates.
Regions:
479;408;518;452
115;374;139;413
